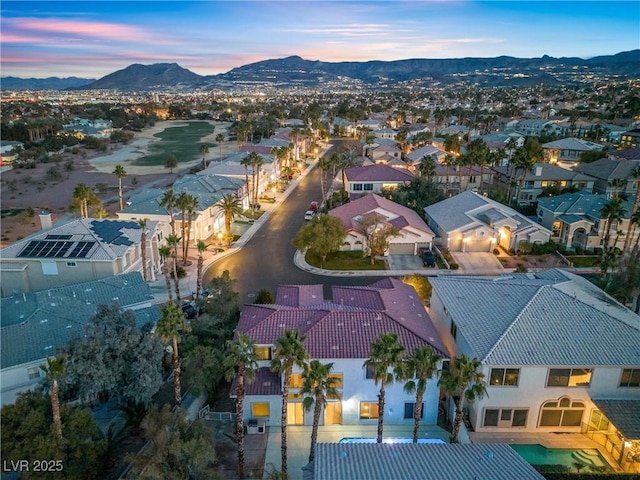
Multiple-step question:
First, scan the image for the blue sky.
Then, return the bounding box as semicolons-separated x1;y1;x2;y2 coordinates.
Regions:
1;1;638;78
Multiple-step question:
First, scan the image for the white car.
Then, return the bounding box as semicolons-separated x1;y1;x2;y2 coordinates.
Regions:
304;210;316;221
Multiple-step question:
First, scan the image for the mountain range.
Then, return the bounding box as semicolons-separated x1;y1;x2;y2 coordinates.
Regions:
3;50;639;91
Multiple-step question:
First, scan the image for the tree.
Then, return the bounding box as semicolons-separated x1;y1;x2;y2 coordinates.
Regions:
402;346;442;443
438;354;487;443
200;143;209;169
183;194;199;264
72;183;100;218
95;207;108;219
113;164;127;211
62;304;164;405
616;245;640;313
364;333;405;443
164;154;178;174
224;333;258;479
240;153;253;209
40;355;66;440
1;390;106;479
271;329;308;476
195;240;207;300
254;288;274;304
159;246;173;302
418;155;436;182
623;165;640;252
384;176;444;217
355;211;400;264
215;193;243;242
215;133;225;161
166;234;182;303
301;360;339;462
159;189;177;236
337;149;362;191
127;404;216;479
156;303;190;409
292;213;346;267
250;152;264;210
317;155;333;203
600;196;627;278
138;218;149;281
512;137;542;204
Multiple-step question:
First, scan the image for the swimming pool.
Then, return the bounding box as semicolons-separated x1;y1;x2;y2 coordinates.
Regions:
510;444;610;470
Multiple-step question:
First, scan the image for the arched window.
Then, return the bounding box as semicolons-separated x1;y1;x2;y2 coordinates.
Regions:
539;397;585;427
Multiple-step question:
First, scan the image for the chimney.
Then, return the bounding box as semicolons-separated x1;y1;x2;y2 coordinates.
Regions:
535;166;543;177
39;211;52;230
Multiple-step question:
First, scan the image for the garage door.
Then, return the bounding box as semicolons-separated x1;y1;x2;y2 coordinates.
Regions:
464;239;492;252
389;243;415;254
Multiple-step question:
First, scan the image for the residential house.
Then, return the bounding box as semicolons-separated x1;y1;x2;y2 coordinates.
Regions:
232;278;447;428
372;128;398;140
200;152;274;202
428;270;640;471
0;217;162;295
0;272;160;405
575;157;640;197
404;145;448;170
310;443;545;480
118;174;246;242
515;118;557;137
369;143;403;166
542;138;604;168
424;191;551;252
432;163;491;197
62;117;113;139
341;164;414;198
329;194;435;255
0;140;23;167
492;162;596;205
536;192;636;252
620;129;640;149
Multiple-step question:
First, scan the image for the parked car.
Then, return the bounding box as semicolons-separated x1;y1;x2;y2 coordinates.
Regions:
309;201;319;212
304;210;316;221
181;302;197;319
419;247;436;267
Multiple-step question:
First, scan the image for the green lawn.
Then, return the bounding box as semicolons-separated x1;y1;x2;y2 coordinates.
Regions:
132;121;216;166
566;255;600;268
305;250;386;270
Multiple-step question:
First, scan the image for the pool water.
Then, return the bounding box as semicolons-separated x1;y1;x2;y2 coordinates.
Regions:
510;444;609;469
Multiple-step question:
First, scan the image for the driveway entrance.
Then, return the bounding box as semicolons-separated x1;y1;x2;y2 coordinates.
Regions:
450;252;504;275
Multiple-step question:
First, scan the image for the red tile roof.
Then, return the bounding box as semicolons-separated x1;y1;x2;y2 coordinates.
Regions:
345;164;414;182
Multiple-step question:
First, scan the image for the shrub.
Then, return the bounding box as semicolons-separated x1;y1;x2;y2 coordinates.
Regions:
449;263;459;270
493;248;500;255
575;246;584;255
515;264;528;273
64;159;75;171
45;166;62;181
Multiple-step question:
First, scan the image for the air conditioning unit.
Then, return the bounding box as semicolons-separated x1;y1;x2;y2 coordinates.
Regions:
246;419;266;435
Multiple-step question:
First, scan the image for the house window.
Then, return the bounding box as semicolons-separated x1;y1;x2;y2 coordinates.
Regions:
360;402;379;419
254;346;272;361
539;397;584;427
552;221;561;237
66;261;77;267
620;368;640;387
586;410;610;432
27;367;41;380
450;320;458;340
541;181;549;187
483;408;528;427
546;368;592;387
363;184;373;191
365;363;376;380
290;373;303;389
404;402;424;419
352;183;363;191
489;368;520;386
251;403;270;417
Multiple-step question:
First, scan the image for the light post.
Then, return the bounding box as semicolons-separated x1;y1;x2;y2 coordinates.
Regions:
272;186;277;200
217;232;223;247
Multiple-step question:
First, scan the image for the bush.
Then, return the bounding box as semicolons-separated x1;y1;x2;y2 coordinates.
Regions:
171;265;187;279
449;263;459;270
493;248;500;255
575;246;584;255
515;264;528;273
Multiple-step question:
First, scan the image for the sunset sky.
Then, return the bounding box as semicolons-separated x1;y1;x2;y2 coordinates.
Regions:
1;1;638;79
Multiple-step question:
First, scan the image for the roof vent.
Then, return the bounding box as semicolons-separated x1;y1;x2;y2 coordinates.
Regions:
400;317;405;321
66;324;73;329
44;345;53;350
363;322;370;327
337;322;344;327
417;313;423;317
50;303;56;307
331;345;339;350
278;323;285;328
429;336;435;341
40;319;48;324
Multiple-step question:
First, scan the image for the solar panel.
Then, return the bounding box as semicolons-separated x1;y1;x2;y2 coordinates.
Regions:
17;240;74;258
67;241;95;258
90;220;136;246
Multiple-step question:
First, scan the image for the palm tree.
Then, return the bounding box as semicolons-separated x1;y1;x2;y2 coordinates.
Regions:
182;194;199;264
438;354;487;443
176;192;190;264
160;189;177;236
364;333;405;443
224;333;258;479
215;193;243;243
95;207;108;219
271;329;308;476
251;153;264;210
338;149;362;191
72;183;93;218
138;218;148;281
215;133;225;161
156;303;189;408
158;246;173;302
40;355;66;440
418;155;436;183
165;234;182;303
624;165;640;252
113;164;127;211
600;196;626;274
402;346;442;443
195;240;207;299
240;154;253;210
200;144;209;169
317;155;332;203
301;360;339;463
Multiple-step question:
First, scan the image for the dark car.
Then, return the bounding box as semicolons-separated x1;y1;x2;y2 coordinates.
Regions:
181;302;197;319
421;249;436;267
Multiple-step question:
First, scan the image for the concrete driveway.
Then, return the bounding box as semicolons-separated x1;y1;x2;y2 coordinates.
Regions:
450;252;504;275
386;254;427;271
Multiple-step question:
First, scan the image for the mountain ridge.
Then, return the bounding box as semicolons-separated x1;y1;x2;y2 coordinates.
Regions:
2;50;639;91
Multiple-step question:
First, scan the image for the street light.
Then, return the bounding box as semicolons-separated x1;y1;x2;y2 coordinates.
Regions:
217;232;223;247
272;186;277;200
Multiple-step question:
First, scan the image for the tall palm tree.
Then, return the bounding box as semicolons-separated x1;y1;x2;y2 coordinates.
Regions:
240;154;253;209
195;240;207;300
138;218;148;281
200;144;209;169
156;303;189;408
402;346;442;443
600;196;626;275
418;155;436;183
438;354;487;443
215;133;225;161
338;149;362;191
224;333;258;479
317;155;332;203
271;329;308;476
182;194;199;264
364;333;405;443
40;355;66;440
72;183;93;218
176;192;190;264
158;246;173;302
160;189;177;236
624;165;640;252
165;234;182;303
251;153;264;210
301;360;339;463
113;164;127;211
215;193;243;243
